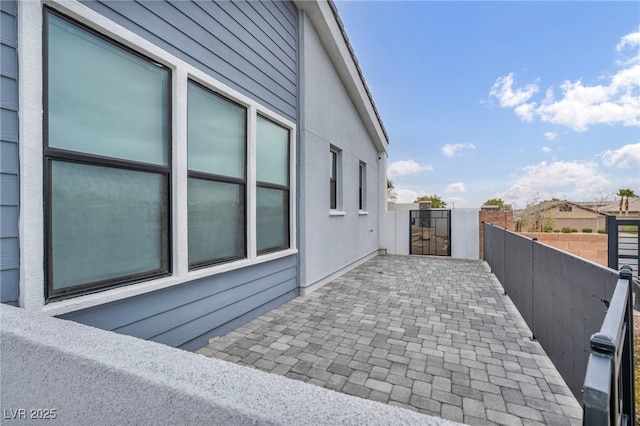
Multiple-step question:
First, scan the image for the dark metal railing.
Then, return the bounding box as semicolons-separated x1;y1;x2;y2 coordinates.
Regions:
582;266;636;425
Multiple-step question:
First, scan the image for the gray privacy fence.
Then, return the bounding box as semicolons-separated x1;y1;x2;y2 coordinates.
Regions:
483;223;619;401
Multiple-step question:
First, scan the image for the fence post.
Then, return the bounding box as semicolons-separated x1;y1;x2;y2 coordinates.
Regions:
607;215;617;270
531;237;537;341
619;266;635;424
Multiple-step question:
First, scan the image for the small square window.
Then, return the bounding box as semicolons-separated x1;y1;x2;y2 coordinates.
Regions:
330;150;338;210
359;162;366;211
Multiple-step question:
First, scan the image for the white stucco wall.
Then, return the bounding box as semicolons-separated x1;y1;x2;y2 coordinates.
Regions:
386;211;410;256
451;209;480;260
298;12;384;293
388;202;419;211
0;305;460;425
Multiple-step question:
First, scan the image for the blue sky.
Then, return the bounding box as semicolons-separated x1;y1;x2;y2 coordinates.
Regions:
334;1;640;209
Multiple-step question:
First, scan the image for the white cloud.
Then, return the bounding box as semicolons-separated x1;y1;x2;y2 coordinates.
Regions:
544;132;558;141
441;143;476;157
488;30;640;131
444;182;466;193
489;73;538;108
395;189;423;204
536;77;639;131
617;30;640;52
541;146;552;153
616;28;640;65
387;160;433;177
446;197;469;208
514;102;536;122
602;142;640;168
500;160;610;206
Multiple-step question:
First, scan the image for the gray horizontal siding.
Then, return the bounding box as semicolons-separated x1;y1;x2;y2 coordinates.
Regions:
60;255;299;350
1;0;19;306
79;0;298;122
50;0;300;348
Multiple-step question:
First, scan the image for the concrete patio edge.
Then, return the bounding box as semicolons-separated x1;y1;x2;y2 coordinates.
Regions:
0;304;462;425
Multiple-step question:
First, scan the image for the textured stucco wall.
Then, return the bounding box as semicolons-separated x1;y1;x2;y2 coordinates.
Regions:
386;210;410;255
388;202;419;211
0;305;459;426
451;210;480;260
298;12;381;290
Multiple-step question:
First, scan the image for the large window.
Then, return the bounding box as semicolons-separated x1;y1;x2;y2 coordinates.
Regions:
187;82;246;267
256;116;290;254
40;8;295;304
45;10;170;298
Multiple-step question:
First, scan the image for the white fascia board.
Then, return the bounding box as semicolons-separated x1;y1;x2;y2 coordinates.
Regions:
295;0;388;154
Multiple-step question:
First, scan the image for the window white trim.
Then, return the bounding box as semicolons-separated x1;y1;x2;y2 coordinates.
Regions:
18;0;45;311
174;68;190;278
19;0;297;315
246;106;258;259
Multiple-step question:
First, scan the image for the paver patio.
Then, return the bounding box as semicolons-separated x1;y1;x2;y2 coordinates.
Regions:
197;255;582;425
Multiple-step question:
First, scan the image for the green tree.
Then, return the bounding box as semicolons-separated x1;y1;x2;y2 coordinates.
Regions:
617;189;625;215
514;194;554;232
618;188;637;216
482;197;511;210
414;194;447;208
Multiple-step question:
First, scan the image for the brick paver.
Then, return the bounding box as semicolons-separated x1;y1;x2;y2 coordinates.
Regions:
197;256;582;425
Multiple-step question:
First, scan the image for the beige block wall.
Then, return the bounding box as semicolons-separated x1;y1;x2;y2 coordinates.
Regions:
519;232;608;267
549;218;606;232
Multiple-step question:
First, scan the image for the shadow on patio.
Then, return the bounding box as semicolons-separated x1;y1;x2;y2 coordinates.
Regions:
198;255;582;425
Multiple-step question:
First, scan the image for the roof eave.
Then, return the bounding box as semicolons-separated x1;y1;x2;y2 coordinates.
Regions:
294;0;389;154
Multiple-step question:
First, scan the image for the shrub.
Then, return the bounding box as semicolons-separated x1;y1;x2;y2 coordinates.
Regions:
543;225;553;233
561;227;572;233
553;229;561;233
597;229;606;234
622;225;639;233
571;228;578;233
582;228;592;233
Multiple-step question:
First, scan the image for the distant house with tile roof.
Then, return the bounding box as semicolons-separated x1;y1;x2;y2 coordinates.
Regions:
515;200;607;232
581;197;640;218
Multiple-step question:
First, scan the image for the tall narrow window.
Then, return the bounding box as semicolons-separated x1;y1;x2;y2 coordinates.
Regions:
256;116;290;254
330;150;338;210
359;162;366;211
187;82;246;267
45;10;170;298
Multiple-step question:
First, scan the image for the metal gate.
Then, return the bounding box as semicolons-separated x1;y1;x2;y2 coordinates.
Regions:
409;210;451;256
606;215;640;309
607;215;639;277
